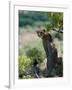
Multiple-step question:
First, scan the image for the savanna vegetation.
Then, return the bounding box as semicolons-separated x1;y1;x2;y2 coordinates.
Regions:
18;10;63;79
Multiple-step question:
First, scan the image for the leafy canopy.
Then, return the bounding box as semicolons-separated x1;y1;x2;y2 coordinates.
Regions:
45;12;63;31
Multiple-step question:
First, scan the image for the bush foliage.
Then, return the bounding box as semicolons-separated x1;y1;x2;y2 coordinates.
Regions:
19;55;32;78
26;47;45;64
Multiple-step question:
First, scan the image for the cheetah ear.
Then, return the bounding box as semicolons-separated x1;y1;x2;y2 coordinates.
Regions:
42;29;46;32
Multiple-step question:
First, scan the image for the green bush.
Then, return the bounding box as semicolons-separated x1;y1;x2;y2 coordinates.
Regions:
19;55;32;78
26;47;45;64
19;11;48;27
45;23;53;31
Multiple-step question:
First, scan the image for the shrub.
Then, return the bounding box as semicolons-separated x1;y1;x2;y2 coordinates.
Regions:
19;55;32;78
26;47;45;64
